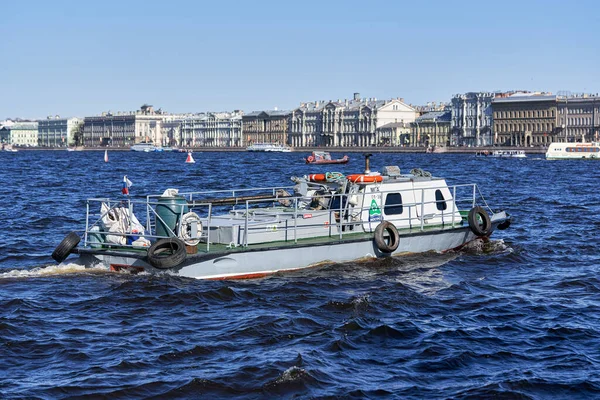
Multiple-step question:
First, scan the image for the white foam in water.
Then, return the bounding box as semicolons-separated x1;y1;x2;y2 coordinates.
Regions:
462;238;510;254
0;262;109;279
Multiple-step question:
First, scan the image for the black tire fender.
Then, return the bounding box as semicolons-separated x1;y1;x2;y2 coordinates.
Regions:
374;221;400;253
52;232;81;263
147;238;187;269
468;206;492;236
497;219;511;230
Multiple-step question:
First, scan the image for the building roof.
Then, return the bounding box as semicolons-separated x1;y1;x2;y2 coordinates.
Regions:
244;110;291;117
415;111;451;122
378;122;411;129
294;98;414;113
492;95;557;103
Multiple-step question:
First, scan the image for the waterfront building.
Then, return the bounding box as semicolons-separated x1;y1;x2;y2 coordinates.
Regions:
450;92;496;147
179;111;243;147
288;93;416;147
492;94;557;146
555;94;600;143
242;109;290;146
411;109;451;147
0;122;39;147
375;122;412;147
82;105;165;147
38;116;82;147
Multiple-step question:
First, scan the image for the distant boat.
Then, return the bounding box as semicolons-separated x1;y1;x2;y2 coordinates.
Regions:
3;144;18;152
185;152;195;163
491;150;526;158
545;142;600;160
304;151;349;165
130;142;158;152
104;150;108;162
246;143;292;152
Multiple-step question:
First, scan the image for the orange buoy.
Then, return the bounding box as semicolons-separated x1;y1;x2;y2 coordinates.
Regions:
346;174;383;183
307;173;327;182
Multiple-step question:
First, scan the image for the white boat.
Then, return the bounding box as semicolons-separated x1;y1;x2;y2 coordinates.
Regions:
130;142;158;152
3;144;18;152
545;142;600;160
51;155;511;280
491;150;526;158
246;143;292;152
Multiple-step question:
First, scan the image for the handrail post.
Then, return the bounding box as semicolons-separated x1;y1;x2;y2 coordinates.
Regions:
146;195;151;233
207;203;211;252
420;188;425;231
339;193;343;239
84;200;90;245
472;184;477;208
294;198;298;244
244;200;249;246
452;185;456;228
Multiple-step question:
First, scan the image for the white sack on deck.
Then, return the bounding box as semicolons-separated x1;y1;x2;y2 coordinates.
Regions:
100;203;146;245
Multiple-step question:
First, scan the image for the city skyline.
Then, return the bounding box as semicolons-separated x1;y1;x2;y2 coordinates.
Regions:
1;0;599;120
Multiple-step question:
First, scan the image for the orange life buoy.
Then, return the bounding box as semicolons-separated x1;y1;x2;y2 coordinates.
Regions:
308;174;327;182
346;174;383;184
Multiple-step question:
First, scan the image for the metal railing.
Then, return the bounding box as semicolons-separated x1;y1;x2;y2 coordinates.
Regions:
81;182;493;251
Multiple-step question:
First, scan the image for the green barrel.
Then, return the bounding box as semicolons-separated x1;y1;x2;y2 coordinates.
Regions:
155;195;189;238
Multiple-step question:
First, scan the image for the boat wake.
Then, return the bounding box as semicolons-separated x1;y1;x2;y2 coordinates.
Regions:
0;262;109;279
460;238;511;255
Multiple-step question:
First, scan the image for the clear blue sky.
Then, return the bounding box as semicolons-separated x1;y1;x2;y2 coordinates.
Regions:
1;0;599;119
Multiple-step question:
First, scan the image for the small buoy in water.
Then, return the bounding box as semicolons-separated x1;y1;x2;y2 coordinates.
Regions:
185;152;195;163
104;149;108;162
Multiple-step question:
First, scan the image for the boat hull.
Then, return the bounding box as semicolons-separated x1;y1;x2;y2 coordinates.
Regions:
305;159;349;165
75;220;502;280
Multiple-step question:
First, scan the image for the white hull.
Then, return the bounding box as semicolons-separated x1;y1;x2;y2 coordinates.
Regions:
546;142;600;160
76;217;504;280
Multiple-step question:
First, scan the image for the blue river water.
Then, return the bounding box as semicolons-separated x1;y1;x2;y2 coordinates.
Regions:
1;150;599;399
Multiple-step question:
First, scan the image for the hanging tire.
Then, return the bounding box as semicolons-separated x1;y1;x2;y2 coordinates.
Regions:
146;238;187;269
467;206;492;236
374;221;400;253
51;232;81;263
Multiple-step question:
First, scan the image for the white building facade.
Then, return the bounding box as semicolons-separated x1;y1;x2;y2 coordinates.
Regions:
38;117;82;147
82;105;165;147
450;92;494;146
289;94;417;147
0;122;39;146
179;111;243;147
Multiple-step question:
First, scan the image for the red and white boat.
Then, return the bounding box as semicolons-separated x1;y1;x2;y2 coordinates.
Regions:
304;151;349;165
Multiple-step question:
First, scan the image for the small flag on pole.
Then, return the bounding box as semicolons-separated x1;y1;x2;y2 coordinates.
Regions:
122;175;133;195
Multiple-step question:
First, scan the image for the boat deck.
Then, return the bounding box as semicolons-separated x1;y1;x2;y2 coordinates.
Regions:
77;216;469;261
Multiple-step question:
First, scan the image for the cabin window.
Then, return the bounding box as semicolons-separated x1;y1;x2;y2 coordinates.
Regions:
435;190;447;211
384;193;403;215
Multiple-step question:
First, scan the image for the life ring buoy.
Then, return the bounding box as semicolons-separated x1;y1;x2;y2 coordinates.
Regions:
307;155;315;163
308;174;327;182
147;237;187;269
52;232;81;263
373;221;399;253
347;174;383;184
179;212;202;246
467;206;492;236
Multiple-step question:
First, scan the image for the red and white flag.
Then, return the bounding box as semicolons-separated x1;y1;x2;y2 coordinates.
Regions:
121;175;133;195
